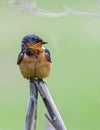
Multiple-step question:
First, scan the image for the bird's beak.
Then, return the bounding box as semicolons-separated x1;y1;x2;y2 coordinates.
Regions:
41;41;48;44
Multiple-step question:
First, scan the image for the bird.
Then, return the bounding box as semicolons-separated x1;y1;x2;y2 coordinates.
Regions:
17;34;52;79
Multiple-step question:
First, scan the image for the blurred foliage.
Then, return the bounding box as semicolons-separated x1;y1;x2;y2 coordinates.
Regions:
0;1;100;130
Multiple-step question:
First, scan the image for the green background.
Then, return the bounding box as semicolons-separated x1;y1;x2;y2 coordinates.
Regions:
0;0;100;130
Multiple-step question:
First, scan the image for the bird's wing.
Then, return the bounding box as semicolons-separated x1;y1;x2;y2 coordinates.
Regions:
44;48;52;63
17;51;24;65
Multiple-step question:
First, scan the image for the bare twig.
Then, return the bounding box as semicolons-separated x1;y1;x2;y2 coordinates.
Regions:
24;98;34;130
97;0;100;3
32;78;67;130
44;113;55;129
30;79;38;130
24;79;38;130
5;0;100;18
45;113;55;130
24;77;67;130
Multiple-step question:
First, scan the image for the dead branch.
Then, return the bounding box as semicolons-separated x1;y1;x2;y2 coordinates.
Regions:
32;78;67;130
24;98;34;130
24;77;67;130
24;79;38;130
5;0;100;18
45;113;55;130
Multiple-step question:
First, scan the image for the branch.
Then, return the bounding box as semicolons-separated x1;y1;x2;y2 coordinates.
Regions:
44;113;55;128
24;98;34;130
97;0;100;3
24;79;38;130
30;79;38;130
5;0;100;18
32;78;67;130
45;113;55;130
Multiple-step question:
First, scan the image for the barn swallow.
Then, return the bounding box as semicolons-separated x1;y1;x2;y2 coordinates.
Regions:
17;34;52;79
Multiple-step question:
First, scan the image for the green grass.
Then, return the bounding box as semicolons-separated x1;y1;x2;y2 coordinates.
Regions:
0;1;100;130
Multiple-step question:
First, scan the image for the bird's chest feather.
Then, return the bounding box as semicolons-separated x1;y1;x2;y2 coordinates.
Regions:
19;52;51;79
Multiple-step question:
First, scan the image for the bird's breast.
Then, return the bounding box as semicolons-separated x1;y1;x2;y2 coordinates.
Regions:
19;52;51;79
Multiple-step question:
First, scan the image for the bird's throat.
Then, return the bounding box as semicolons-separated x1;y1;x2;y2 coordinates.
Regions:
28;43;43;54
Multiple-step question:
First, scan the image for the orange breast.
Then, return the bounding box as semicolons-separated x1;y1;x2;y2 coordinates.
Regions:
19;54;36;79
35;52;51;78
19;52;51;79
28;43;43;52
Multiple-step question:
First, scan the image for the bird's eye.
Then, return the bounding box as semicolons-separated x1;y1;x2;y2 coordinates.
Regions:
34;39;37;42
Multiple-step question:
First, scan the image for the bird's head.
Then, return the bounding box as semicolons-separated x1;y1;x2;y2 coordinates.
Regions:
21;34;47;51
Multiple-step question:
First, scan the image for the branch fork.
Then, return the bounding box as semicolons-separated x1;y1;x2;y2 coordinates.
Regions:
24;78;67;130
